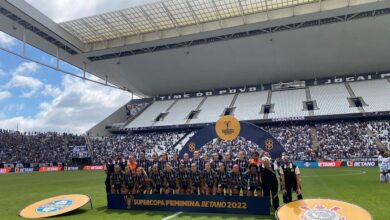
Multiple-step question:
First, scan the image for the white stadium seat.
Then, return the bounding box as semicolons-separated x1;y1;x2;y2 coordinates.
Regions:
189;95;234;124
233;91;268;121
268;89;308;118
154;97;203;126
310;84;359;115
349;79;390;112
126;100;175;128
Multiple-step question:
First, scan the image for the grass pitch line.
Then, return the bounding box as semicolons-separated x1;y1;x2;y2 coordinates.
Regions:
162;211;183;220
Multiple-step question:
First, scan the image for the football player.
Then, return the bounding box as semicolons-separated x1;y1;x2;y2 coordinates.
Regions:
230;164;246;196
246;164;262;197
202;162;217;195
190;163;203;195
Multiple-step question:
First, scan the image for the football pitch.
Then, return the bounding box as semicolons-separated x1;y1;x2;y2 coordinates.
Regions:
0;167;388;220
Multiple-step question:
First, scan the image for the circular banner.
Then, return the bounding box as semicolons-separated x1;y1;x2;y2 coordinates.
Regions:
215;115;241;141
19;194;90;219
276;199;372;220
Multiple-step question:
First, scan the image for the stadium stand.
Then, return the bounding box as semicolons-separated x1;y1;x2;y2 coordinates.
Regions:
349;79;390;113
369;120;390;150
188;94;235;124
1;120;385;165
233;91;268;121
268;89;308;118
127;100;175;128
310;83;359;115
154;97;203;126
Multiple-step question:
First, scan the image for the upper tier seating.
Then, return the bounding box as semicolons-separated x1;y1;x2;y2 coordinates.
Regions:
310;83;359;115
349;79;390;112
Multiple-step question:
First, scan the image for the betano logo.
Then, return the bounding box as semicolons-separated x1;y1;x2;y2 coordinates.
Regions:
276;199;372;220
215;116;240;141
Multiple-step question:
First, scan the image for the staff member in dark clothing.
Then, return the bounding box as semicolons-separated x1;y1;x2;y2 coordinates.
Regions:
105;159;115;194
280;156;303;203
260;157;279;210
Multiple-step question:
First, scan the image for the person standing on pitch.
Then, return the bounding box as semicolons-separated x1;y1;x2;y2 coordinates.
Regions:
380;152;390;183
260;157;279;210
378;151;385;183
279;156;303;203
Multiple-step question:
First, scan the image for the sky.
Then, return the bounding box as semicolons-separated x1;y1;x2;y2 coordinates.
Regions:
25;0;161;23
0;31;132;134
0;0;164;134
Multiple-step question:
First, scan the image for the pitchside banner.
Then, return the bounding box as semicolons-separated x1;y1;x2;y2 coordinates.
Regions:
108;194;270;215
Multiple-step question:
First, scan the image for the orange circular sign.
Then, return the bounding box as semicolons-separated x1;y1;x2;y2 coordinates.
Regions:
215;115;241;141
276;199;372;220
19;194;90;219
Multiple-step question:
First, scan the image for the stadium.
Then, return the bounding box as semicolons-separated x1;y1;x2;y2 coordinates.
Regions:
0;0;389;219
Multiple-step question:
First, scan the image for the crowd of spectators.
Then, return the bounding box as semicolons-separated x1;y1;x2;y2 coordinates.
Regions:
0;120;386;165
315;122;378;159
0;129;84;164
369;120;390;150
90;132;185;165
126;103;149;120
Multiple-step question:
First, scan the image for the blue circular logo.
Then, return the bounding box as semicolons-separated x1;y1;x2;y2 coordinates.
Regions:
36;199;73;213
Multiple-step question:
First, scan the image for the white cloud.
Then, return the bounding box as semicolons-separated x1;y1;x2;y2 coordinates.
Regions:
3;103;24;112
0;91;11;100
42;85;61;97
0;74;131;133
6;75;43;98
0;32;16;49
14;62;38;75
3;62;42;98
26;0;160;23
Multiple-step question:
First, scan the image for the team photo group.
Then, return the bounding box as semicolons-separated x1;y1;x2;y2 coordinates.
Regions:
106;150;302;210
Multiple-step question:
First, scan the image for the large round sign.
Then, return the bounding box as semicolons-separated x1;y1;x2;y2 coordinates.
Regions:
19;194;90;219
276;199;372;220
215;115;241;141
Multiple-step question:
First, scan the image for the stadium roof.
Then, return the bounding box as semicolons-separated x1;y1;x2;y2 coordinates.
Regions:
59;0;320;44
1;0;390;97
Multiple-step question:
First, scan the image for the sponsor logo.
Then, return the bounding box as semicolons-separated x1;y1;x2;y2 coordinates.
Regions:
19;168;34;173
265;139;274;151
353;162;376;167
0;168;11;174
215;116;240;141
304;162;311;167
188;142;196;152
36;199;73;213
39;166;62;172
83;165;106;170
300;205;345;220
276;199;372;220
318;162;342;167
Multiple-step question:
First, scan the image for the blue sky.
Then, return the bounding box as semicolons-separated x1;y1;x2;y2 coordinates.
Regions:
0;31;131;133
0;0;163;133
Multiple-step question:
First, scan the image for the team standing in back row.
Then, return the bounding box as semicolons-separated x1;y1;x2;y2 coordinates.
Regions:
105;150;303;209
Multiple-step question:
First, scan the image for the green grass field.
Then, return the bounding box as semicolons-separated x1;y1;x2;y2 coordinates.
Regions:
0;167;388;220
